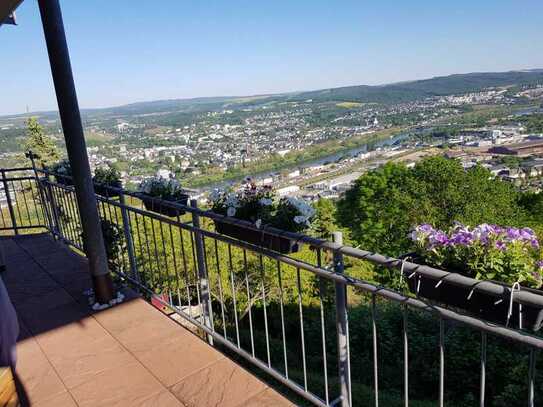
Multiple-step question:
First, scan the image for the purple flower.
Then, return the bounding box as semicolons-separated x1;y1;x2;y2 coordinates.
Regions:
495;240;506;251
537;260;543;270
428;230;449;248
506;227;521;241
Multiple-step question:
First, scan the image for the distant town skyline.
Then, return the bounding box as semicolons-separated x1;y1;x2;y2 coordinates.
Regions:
1;0;543;115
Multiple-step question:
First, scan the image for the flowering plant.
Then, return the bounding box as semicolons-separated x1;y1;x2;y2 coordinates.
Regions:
93;167;122;189
210;179;315;233
409;222;543;287
49;159;72;184
138;176;187;201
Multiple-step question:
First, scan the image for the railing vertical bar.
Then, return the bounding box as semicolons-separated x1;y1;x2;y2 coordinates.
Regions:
60;187;76;244
1;170;18;234
150;217;165;296
201;236;216;334
403;304;409;407
168;223;182;309
19;180;32;227
158;220;174;305
528;348;536;407
480;332;486;407
297;267;308;391
372;294;379;407
29;180;43;226
133;210;145;282
189;231;202;311
439;318;445;407
277;260;289;379
110;199;129;273
317;249;329;405
178;226;193;318
228;243;241;348
119;196;138;281
66;188;80;244
11;180;24;230
214;239;228;339
141;214;156;290
243;249;255;357
259;254;272;368
46;183;62;239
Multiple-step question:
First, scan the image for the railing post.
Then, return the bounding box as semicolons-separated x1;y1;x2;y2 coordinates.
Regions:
1;169;18;235
333;231;351;407
191;199;214;345
119;193;138;282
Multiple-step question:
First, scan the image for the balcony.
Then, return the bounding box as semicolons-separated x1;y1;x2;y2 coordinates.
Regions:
1;166;542;406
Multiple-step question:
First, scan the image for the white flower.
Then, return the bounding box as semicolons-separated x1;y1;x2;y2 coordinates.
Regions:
255;219;262;229
294;215;307;224
225;193;240;208
259;198;273;206
227;207;236;217
209;189;223;202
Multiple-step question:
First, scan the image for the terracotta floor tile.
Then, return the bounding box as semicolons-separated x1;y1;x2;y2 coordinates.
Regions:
70;361;165;407
240;388;296;406
111;311;191;354
14;337;67;405
42;332;134;390
21;300;91;337
33;391;78;407
132;330;224;387
93;297;163;336
169;358;267;407
14;287;75;320
34;315;110;357
135;389;186;407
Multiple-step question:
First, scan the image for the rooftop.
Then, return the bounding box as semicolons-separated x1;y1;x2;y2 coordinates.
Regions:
1;233;292;407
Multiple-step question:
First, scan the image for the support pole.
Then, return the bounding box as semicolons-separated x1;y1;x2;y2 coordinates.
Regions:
38;0;113;303
333;231;351;407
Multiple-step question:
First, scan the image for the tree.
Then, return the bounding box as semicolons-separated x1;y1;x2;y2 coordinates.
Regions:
24;117;60;167
311;198;337;240
336;156;529;259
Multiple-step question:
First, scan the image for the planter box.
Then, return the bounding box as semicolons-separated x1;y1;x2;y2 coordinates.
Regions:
403;258;543;331
93;183;121;198
55;175;73;186
215;220;299;254
141;194;188;217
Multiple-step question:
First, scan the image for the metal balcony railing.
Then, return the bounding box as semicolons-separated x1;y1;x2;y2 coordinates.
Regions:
1;164;542;406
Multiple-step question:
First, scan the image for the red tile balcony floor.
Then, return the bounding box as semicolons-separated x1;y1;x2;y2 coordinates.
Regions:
1;234;294;407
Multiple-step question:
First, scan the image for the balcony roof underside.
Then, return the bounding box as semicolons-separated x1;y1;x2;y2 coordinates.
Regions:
0;0;23;25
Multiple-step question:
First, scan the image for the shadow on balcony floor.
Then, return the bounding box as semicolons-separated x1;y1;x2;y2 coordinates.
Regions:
1;233;293;407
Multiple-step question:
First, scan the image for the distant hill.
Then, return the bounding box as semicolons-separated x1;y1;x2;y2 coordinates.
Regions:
288;69;543;104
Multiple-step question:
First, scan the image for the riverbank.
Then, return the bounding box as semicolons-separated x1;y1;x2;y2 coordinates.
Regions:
185;126;407;189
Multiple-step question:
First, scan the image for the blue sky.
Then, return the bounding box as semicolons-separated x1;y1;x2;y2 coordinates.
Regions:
1;0;542;115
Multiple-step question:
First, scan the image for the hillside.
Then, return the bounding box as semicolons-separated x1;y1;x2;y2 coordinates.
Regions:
289;69;543;104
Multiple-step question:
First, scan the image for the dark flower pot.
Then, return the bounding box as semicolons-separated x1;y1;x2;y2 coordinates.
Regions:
93;183;121;198
55;175;73;186
214;220;299;254
141;194;188;217
403;256;543;331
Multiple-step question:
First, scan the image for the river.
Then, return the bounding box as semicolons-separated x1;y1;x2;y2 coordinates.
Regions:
203;132;410;190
